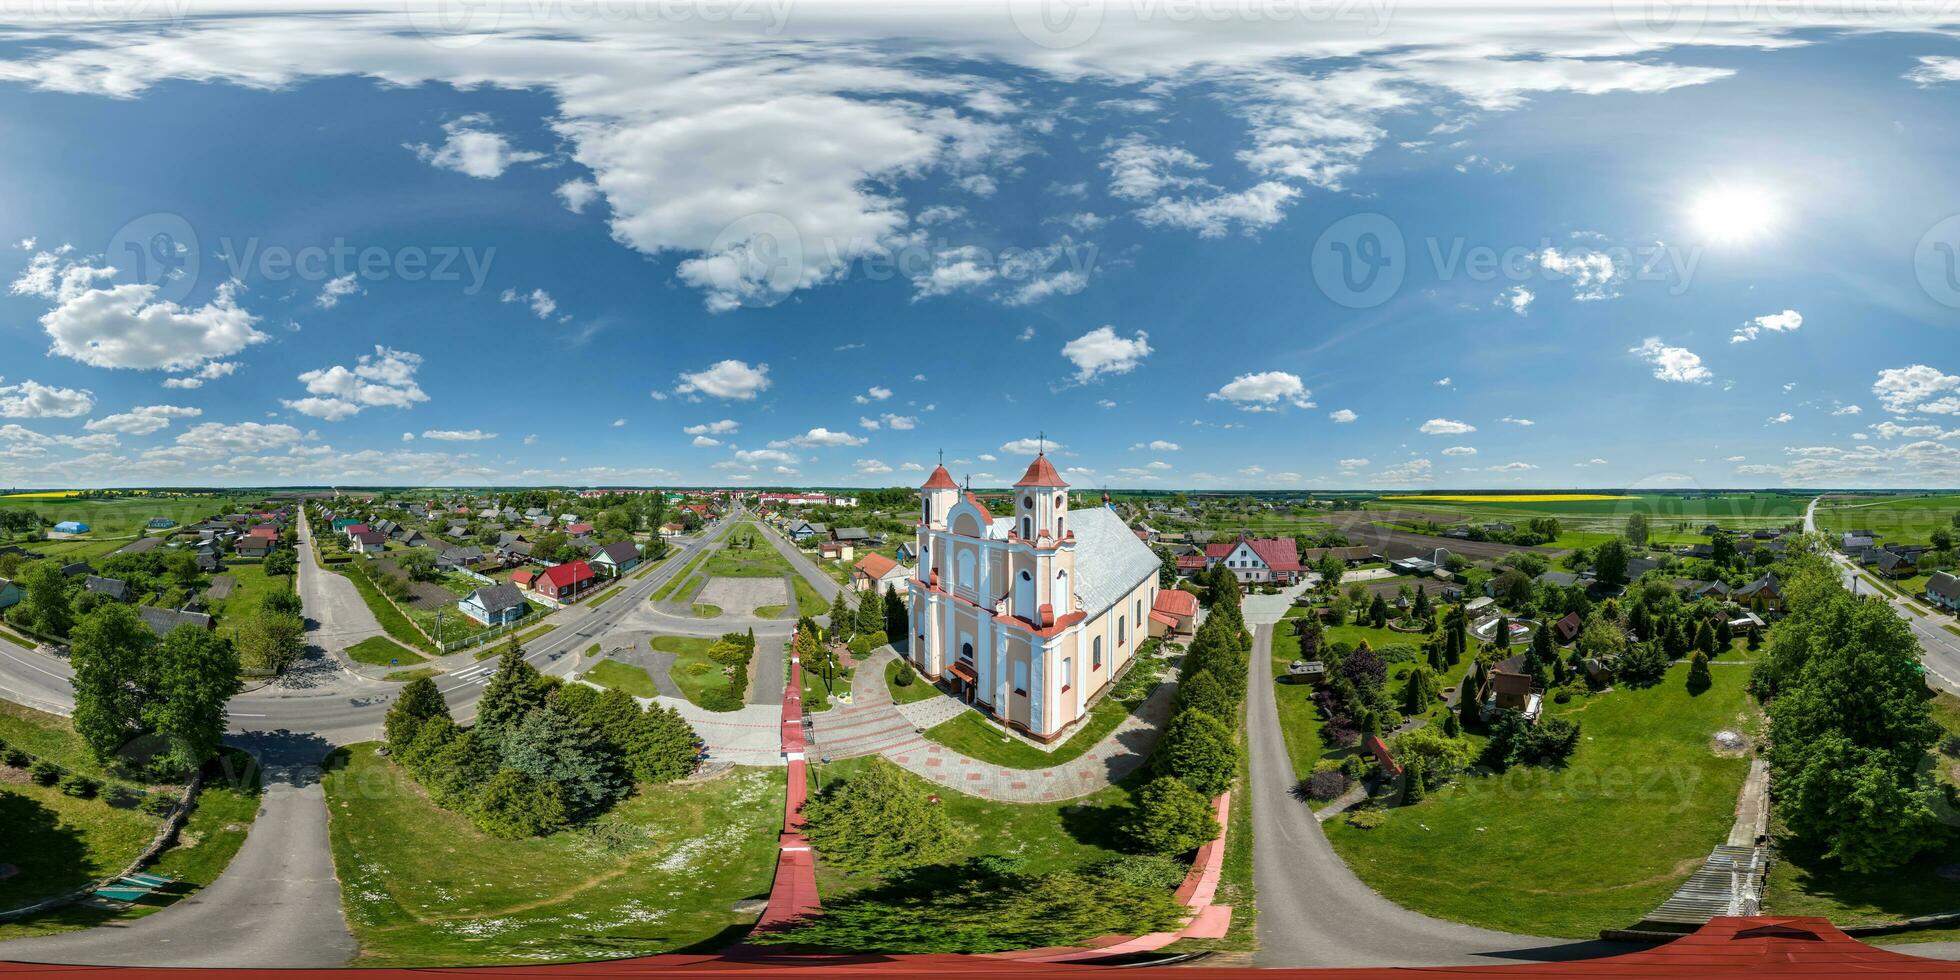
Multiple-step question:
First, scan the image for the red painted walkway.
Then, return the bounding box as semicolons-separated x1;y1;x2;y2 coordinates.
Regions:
753;631;821;933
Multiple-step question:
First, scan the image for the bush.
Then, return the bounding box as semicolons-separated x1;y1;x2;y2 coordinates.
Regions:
140;793;177;817
1088;854;1188;890
866;630;889;648
28;759;60;785
802;759;955;873
1122;776;1220;855
2;747;29;768
59;773;101;798
1346;809;1386;829
1305;766;1350;801
849;635;872;657
894;663;916;687
104;785;143;808
471;768;570;839
1154;709;1240;798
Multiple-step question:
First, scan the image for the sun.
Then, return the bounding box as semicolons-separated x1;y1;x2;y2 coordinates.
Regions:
1687;184;1781;244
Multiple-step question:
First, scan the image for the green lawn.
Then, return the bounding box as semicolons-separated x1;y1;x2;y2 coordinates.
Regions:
690;602;722;619
584;659;658;698
207;563;293;637
474;622;558;660
383;667;443;683
0;629;34;649
322;744;782;967
329;564;436;654
885;659;939;705
651;549;712;602
657;636;741;711
922;693;1130;769
1323;660;1756;937
801;662;854;713
1761;691;1960;925
753;603;787;619
0;701;130;784
809;756;1138;898
791;576;826;616
345;636;426;667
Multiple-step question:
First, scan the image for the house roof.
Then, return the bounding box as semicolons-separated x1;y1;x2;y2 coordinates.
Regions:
1736;572;1781;598
538;560;594;589
84;576;128;600
511;569;535;587
1245;537;1302;572
832;527;871;541
1153;589;1199;618
1929;571;1960;601
595;541;640;565
139;606;211;636
1554;610;1583;642
1013;453;1067;488
467;583;527;615
854;552;900;580
921;464;959;490
352;531;385;545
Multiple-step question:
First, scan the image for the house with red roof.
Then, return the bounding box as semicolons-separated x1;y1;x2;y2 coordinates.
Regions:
851;552;910;594
1197;535;1304;584
530;559;597;602
1148;588;1199;637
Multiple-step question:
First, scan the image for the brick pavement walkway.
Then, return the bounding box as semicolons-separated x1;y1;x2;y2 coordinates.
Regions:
808;648;1176;802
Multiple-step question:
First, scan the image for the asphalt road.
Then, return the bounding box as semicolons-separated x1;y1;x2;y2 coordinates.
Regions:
1803;497;1960;698
1243;620;1633;967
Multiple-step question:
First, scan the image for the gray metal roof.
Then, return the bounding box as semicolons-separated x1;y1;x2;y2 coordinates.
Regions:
466;583;527;615
1066;506;1160;620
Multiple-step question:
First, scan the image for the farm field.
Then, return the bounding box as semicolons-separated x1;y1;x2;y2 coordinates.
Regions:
0;494;269;541
1372;492;1808;540
1812;493;1960;545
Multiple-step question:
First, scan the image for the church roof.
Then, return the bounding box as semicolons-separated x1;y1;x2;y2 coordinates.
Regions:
1013;453;1067;488
921;464;959;490
1067;506;1160;620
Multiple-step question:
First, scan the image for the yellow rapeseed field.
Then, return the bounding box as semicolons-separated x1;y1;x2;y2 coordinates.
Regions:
1;491;82;499
1381;494;1635;503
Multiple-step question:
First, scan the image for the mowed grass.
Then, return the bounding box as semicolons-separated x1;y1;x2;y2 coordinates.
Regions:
656;636;739;711
1323;661;1756;937
885;659;940;705
800;662;853;713
1762;691;1960;925
345;636;426;667
584;659;658;698
922;693;1130;769
323;744;783;967
1383;494;1636;503
0;494;265;540
0;784;160;910
809;756;1137;898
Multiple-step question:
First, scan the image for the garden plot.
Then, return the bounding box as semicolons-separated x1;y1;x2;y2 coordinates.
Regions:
695;576;786;617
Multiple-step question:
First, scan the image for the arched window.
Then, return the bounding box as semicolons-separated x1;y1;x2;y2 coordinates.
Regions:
1092;637;1102;670
1055;493;1064;508
1118;616;1126;646
960;641;973;661
1022;516;1031;538
1055;516;1064;538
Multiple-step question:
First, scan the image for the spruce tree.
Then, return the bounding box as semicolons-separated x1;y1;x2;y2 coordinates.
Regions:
1693;620;1717;655
1716;617;1734;650
883;584;907;638
501;696;627;818
828;589;856;643
1401;757;1426;803
856;588;884;637
1687;651;1712;692
475;639;547;753
1532;619;1554;664
385;676;451;754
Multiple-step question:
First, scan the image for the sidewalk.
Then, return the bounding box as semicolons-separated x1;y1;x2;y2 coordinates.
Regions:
809;648;1176;802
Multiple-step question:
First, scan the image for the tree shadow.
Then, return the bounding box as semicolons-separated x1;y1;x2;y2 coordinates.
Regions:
1058;795;1134;852
223;729;336;785
0;792;91;909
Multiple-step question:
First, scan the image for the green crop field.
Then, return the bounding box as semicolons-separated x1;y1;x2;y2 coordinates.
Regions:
0;493;269;541
1812;493;1960;545
1374;492;1808;538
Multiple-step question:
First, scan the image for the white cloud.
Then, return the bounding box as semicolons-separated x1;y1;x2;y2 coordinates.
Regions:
853;385;894;404
523;434;538;445
168;421;303;458
406;113;545;179
1502;416;1535;426
858;416;880;430
1767;412;1793;424
692;435;722;446
161;361;240;390
1731;308;1801;343
84;404;200;435
421;429;496;441
13;255;267;371
1496;285;1533;316
683;419;739;436
735;448;797;465
854;458;894;475
1434;377;1453;387
1629;337;1712;384
1135;181;1298;238
611;418;627;427
1208;371;1313;411
900;461;925;472
1000;438;1062;456
316;273;362;309
1338;457;1370;470
1873;364;1960;414
1539;246;1623;300
1419;418;1476;435
1870;420;1948;439
501;287;558;319
1061;326;1152;383
1442;445;1477;456
0;377;94;418
788;427;867;447
1487;461;1537;472
556;178;599;213
1907;56;1960;86
1833;404;1863;416
881;414;918;430
677;360;771;400
1131;439;1180;451
1328;408;1357;423
282;346;428;420
1375;458;1433;485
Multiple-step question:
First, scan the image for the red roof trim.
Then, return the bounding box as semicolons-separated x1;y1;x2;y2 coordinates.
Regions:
1012;453;1066;488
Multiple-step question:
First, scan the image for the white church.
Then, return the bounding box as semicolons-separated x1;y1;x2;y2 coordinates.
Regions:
904;452;1162;742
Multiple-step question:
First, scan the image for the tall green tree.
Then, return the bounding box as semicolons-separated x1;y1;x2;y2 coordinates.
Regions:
1122;776;1219;855
149;625;241;772
1625;512;1649;549
18;559;72;638
385;676;452;753
1154;709;1239;798
801;758;956;873
855;588;884;637
883;584;908;639
500;697;627;818
828;588;856;642
1593;538;1631;588
68;603;156;761
474;639;547;753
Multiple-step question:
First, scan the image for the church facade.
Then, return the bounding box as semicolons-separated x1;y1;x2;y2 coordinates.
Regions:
904;453;1162;742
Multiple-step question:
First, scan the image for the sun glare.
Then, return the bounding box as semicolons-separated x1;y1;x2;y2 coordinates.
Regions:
1687;183;1781;244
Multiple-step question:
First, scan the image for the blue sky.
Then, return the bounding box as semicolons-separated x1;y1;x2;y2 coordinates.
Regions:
3;3;1960;490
